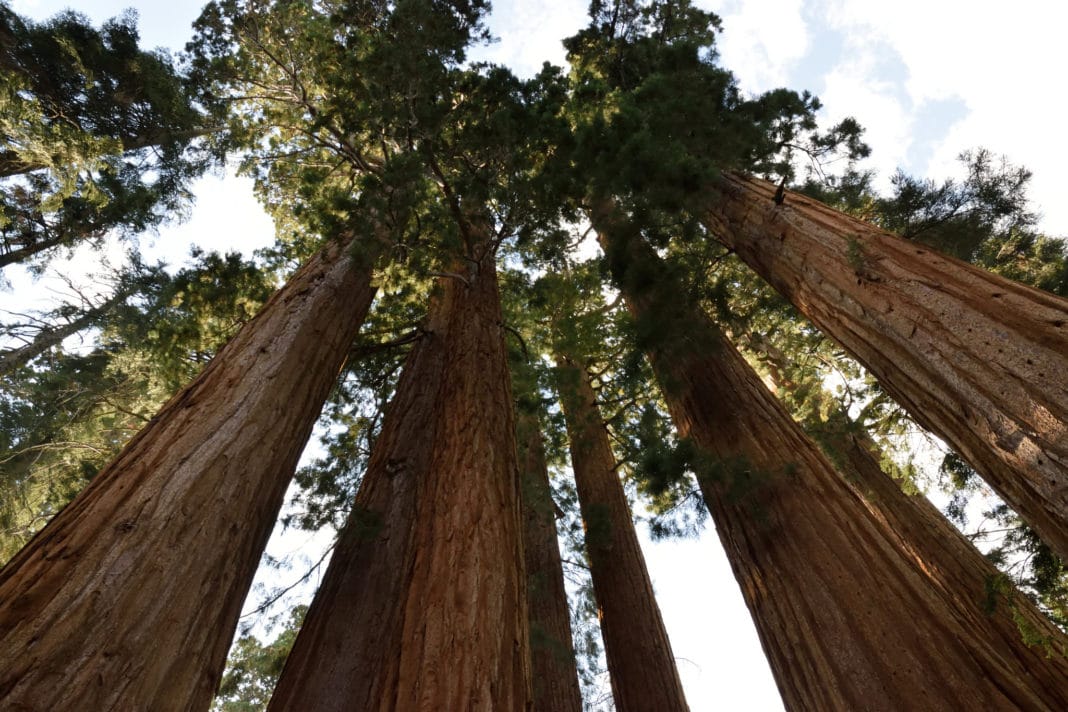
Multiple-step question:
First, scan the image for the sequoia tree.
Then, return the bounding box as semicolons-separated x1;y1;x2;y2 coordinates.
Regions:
700;173;1068;561
0;232;377;710
555;353;689;711
271;238;531;710
515;377;584;712
746;319;1068;668
596;205;1068;710
0;250;278;561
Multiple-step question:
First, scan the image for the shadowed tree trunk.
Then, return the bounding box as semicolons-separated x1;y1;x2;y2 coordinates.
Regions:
0;235;377;711
555;353;689;712
595;204;1068;711
270;241;531;711
702;172;1068;562
517;408;584;712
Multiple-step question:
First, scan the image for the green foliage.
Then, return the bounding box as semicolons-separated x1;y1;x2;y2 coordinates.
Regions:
188;0;569;279
0;250;274;561
212;605;307;712
0;2;207;269
561;0;867;223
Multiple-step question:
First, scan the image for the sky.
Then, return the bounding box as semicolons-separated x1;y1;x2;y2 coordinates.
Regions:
7;0;1068;709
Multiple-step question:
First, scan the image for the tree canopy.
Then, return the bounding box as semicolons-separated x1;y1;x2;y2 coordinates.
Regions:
2;1;1067;709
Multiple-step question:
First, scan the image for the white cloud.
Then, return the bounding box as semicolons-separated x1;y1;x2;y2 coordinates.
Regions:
473;0;590;78
811;40;915;190
820;0;1068;233
713;0;809;93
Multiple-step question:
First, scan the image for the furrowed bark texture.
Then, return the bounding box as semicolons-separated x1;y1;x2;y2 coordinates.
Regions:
757;350;1068;667
703;172;1068;561
830;424;1068;667
595;208;1068;711
517;410;583;712
270;249;530;711
555;355;689;712
0;236;376;711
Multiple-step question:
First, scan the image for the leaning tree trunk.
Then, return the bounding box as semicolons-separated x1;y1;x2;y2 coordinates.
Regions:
595;206;1068;711
517;407;584;712
752;338;1068;656
830;416;1068;658
555;354;689;712
701;172;1068;562
0;235;377;711
270;243;531;711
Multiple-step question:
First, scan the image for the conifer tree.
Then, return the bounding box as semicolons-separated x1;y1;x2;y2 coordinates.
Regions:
596;207;1068;710
700;173;1068;561
554;352;689;711
514;364;584;712
271;237;531;710
0;3;208;269
0;232;377;710
0;250;276;560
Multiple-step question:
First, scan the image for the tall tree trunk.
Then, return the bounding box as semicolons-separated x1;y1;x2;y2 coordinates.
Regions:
554;354;689;712
0;235;377;711
595;206;1068;711
754;343;1068;673
517;408;584;712
270;245;531;711
701;172;1068;561
832;417;1068;658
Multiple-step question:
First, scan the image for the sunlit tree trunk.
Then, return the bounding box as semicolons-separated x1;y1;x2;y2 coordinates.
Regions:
0;235;377;711
517;408;584;712
596;204;1068;711
555;354;689;712
757;348;1068;681
830;418;1068;659
270;241;531;711
702;172;1068;561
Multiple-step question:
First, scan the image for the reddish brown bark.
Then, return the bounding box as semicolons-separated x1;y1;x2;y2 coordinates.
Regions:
555;355;689;712
0;236;376;711
596;209;1068;711
517;409;583;712
758;348;1068;659
702;172;1068;562
831;422;1068;663
270;247;530;711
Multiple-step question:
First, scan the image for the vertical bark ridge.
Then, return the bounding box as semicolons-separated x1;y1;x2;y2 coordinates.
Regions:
832;425;1068;667
595;207;1068;711
517;409;584;712
758;350;1068;670
554;354;689;712
702;172;1068;561
0;235;377;712
270;242;530;711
